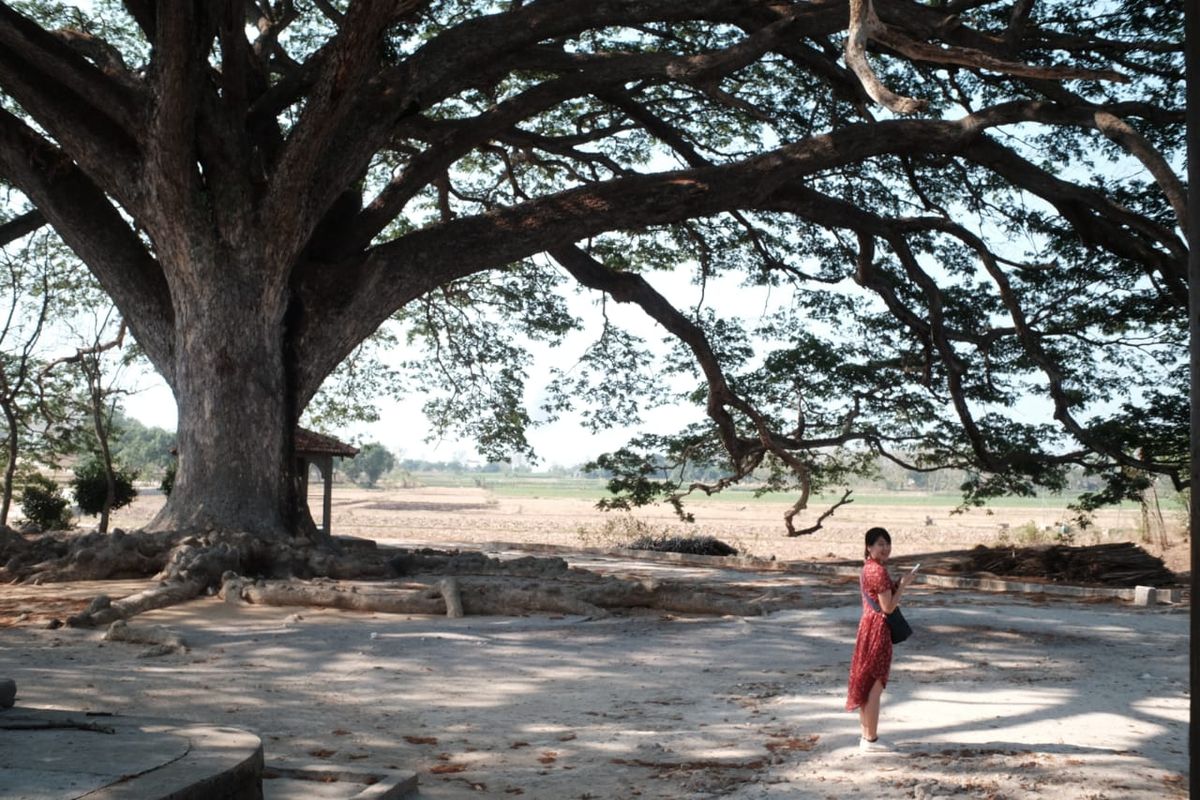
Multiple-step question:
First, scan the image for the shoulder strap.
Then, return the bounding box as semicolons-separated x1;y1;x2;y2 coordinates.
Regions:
860;569;883;613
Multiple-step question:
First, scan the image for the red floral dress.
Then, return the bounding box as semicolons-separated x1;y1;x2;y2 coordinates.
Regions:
846;558;897;711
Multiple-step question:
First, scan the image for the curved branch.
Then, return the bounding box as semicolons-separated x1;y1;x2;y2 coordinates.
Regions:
347;25;804;254
963;134;1186;304
872;24;1129;84
1090;110;1187;235
845;0;928;114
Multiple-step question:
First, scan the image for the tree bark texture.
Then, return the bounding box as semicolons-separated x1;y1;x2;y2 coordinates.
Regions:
150;253;296;537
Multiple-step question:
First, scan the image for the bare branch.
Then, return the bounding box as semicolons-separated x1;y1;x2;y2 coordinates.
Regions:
788;489;854;537
845;0;928;115
39;320;128;380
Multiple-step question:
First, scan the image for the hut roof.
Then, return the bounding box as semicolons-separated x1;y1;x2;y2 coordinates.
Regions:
169;427;358;458
294;427;359;458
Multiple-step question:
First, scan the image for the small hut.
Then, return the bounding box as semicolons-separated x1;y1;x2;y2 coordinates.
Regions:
294;428;359;536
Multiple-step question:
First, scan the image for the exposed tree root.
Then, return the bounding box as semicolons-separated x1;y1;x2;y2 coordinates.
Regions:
103;619;189;657
224;572;770;619
1;527;776;625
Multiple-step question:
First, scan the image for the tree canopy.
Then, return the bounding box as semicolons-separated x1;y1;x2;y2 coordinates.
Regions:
0;0;1186;537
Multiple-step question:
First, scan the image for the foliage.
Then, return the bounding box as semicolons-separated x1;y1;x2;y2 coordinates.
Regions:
19;473;70;530
342;443;396;488
70;457;137;517
0;230;93;524
109;411;175;476
302;327;405;432
160;461;176;498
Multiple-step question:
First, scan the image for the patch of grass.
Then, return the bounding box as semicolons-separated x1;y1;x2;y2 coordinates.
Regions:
398;473;1143;512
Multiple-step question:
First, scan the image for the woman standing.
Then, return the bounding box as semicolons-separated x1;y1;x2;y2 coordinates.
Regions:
846;526;915;753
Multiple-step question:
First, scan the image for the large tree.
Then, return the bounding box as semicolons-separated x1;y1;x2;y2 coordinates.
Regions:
0;1;1185;554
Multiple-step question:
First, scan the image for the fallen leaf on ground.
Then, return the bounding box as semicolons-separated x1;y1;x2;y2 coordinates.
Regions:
430;763;468;774
405;735;438;745
765;734;819;752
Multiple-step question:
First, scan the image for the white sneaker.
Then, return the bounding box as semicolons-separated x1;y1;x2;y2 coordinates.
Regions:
858;737;893;753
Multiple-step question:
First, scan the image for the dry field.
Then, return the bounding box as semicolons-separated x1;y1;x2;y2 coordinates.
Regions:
108;481;1190;576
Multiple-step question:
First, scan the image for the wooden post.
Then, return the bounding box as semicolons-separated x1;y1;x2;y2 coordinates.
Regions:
321;455;334;535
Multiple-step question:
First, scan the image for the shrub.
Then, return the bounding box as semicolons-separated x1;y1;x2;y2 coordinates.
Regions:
160;461;176;497
20;474;72;530
70;458;138;516
628;534;738;557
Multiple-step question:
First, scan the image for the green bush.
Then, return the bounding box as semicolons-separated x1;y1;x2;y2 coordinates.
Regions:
342;442;396;488
160;461;176;497
20;474;72;530
70;458;138;516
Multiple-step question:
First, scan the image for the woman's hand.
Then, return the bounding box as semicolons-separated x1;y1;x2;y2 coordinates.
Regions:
899;571;917;590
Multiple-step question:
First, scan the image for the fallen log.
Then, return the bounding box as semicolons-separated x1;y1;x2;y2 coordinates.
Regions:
232;579;446;615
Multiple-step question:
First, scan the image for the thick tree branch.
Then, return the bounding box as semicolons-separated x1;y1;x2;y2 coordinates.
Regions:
0;107;174;380
0;3;142;197
263;0;429;270
139;2;211;250
298;100;1186;400
0;210;45;247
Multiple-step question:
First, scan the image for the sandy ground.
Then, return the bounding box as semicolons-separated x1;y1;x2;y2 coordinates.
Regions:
0;485;1190;799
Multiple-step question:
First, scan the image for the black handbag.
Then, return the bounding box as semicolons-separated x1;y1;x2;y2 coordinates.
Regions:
861;573;913;644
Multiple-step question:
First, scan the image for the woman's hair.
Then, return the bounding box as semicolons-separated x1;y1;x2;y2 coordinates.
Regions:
864;526;892;558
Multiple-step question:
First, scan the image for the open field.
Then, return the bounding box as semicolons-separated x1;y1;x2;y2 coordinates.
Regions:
108;478;1189;576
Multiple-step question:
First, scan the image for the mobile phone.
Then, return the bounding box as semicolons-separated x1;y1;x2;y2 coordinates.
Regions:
909;563;921;573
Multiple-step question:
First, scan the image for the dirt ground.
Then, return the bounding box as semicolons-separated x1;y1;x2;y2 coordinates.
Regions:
107;483;1192;577
0;485;1190;799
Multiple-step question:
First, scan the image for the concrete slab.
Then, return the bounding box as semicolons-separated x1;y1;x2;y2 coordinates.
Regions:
263;763;418;799
0;707;262;800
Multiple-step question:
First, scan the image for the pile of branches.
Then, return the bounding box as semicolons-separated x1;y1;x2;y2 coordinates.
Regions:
628;535;739;557
960;542;1177;587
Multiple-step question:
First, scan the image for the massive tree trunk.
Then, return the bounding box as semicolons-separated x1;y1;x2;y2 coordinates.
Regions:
147;252;296;539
